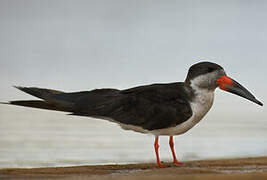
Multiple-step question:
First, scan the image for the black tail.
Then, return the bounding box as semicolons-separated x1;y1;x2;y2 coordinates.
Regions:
4;100;73;112
2;86;122;116
2;86;74;112
14;86;64;101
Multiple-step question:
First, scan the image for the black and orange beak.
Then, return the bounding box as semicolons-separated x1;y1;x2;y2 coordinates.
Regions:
216;76;263;106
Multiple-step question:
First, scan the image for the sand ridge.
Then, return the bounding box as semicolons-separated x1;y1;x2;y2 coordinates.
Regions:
1;156;267;180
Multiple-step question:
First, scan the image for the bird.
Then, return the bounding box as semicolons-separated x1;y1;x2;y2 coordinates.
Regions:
2;61;263;168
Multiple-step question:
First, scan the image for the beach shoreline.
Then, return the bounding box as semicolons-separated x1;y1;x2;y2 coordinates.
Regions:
1;156;267;180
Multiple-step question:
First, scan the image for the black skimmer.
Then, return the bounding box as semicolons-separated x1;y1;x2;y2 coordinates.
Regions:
2;62;263;168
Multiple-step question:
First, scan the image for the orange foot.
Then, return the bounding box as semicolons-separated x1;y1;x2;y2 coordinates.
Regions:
173;160;184;166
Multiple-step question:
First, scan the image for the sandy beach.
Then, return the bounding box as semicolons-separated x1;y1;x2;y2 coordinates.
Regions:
1;156;267;180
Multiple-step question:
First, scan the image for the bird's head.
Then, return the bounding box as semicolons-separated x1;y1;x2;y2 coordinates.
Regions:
185;61;263;106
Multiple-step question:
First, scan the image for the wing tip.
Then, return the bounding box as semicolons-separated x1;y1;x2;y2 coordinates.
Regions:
0;101;11;105
13;85;25;90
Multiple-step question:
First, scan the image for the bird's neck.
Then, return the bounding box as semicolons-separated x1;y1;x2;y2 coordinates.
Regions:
189;82;215;120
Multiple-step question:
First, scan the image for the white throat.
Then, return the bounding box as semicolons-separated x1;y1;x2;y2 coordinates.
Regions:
190;84;214;124
189;75;215;121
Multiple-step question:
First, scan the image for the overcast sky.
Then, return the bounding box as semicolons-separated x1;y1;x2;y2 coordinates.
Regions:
0;0;266;121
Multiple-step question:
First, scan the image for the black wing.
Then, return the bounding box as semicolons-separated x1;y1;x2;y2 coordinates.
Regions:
72;83;193;131
105;83;194;130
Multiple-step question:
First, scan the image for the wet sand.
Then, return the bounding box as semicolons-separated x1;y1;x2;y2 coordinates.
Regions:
1;156;267;180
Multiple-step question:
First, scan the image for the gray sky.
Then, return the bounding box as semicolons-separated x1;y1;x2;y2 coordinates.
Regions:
0;0;266;120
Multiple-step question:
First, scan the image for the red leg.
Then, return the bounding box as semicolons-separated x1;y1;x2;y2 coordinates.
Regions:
169;136;183;165
154;136;164;168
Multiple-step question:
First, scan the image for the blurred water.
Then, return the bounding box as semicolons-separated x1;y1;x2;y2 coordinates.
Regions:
0;104;267;168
